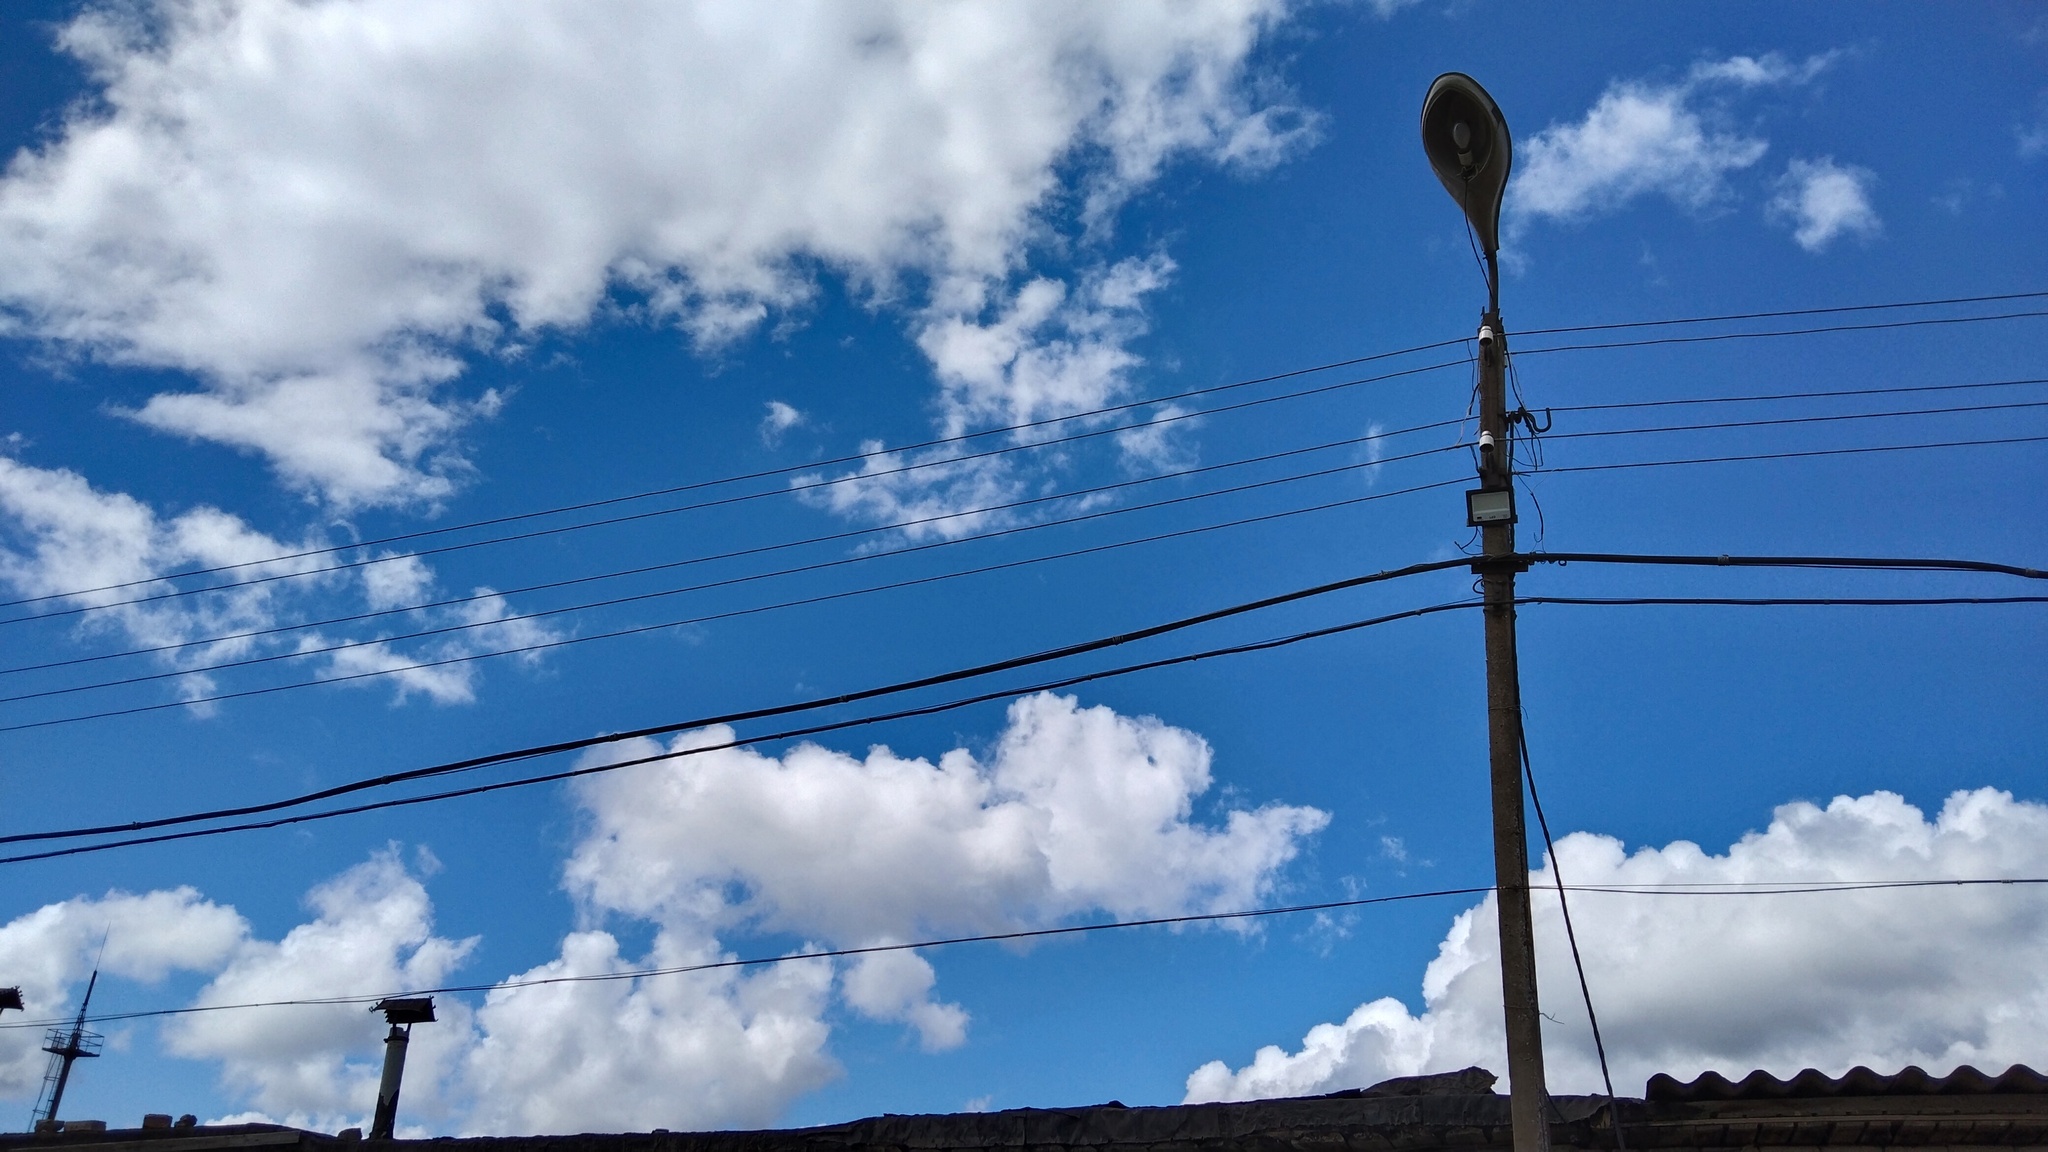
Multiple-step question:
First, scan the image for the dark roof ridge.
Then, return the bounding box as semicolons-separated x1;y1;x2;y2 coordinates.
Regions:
1646;1062;2048;1102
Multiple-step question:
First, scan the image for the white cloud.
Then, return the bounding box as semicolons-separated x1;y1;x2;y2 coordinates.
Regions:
473;691;1328;1130
0;0;1305;508
805;254;1181;536
0;887;247;1097
759;401;805;447
1769;157;1881;252
164;852;479;1133
1185;788;2048;1103
0;694;1322;1132
462;930;838;1136
564;692;1329;942
2016;92;2048;159
0;456;561;712
1512;53;1835;228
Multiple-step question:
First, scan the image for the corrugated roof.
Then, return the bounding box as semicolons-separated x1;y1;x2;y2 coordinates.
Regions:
1646;1063;2048;1102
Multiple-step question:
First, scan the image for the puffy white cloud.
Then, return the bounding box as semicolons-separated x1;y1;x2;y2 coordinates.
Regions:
1769;157;1881;252
0;887;247;1097
1512;53;1833;227
164;851;478;1133
463;930;838;1135
1;696;1325;1133
0;456;561;712
563;692;1329;941
484;690;1328;1130
1186;788;2048;1103
0;0;1305;508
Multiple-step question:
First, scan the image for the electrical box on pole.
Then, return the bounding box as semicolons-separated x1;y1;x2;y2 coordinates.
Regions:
1422;72;1551;1152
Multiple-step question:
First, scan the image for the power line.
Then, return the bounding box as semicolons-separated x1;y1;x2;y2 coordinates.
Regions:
10;290;2043;616
1547;375;2047;413
15;399;2040;704
5;874;2042;1032
0;472;1477;728
10;433;2041;732
0;355;1472;619
1514;288;2048;338
6;552;2044;856
0;597;1493;865
1536;432;2048;475
0;418;1474;679
1517;720;1623;1151
0;559;1485;844
1538;398;2048;442
24;378;2036;680
1515;307;2048;358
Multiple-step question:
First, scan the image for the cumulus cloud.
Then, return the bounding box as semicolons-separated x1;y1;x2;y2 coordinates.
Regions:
164;852;479;1132
1186;788;2048;1103
0;0;1306;508
0;694;1322;1132
1512;53;1832;228
0;887;247;1097
0;456;561;712
1768;157;1880;252
475;690;1328;1130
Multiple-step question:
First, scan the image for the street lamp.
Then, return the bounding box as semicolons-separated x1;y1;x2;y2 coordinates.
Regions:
1421;72;1513;309
1422;73;1551;1152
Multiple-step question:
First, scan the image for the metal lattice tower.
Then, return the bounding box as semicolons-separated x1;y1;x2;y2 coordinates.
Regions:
29;967;102;1131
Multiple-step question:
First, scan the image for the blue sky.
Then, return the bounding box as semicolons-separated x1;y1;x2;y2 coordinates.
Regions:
0;0;2044;1136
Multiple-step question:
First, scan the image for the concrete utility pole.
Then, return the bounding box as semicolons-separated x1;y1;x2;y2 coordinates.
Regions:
1421;73;1550;1152
368;997;436;1140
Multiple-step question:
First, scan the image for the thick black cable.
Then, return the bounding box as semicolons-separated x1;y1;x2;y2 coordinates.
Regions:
0;598;1490;865
1520;553;2046;581
6;875;2043;1032
0;357;1471;621
1516;715;1624;1148
7;574;2047;859
1522;595;2048;608
0;419;1470;681
0;560;1487;845
0;475;1474;732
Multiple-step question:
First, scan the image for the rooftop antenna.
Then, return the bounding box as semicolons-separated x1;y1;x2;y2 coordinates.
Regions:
30;935;108;1131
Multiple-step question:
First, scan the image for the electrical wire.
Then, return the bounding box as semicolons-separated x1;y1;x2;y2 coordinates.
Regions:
6;552;2045;856
10;289;2044;617
0;598;1493;865
1515;308;2048;358
0;474;1477;731
0;355;1471;620
0;419;1472;680
0;558;1484;845
14;394;2041;699
5;875;2043;1032
1514;288;2048;338
1536;432;2048;475
1516;714;1624;1147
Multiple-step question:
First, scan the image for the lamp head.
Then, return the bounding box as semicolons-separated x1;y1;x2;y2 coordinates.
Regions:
1421;72;1512;257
